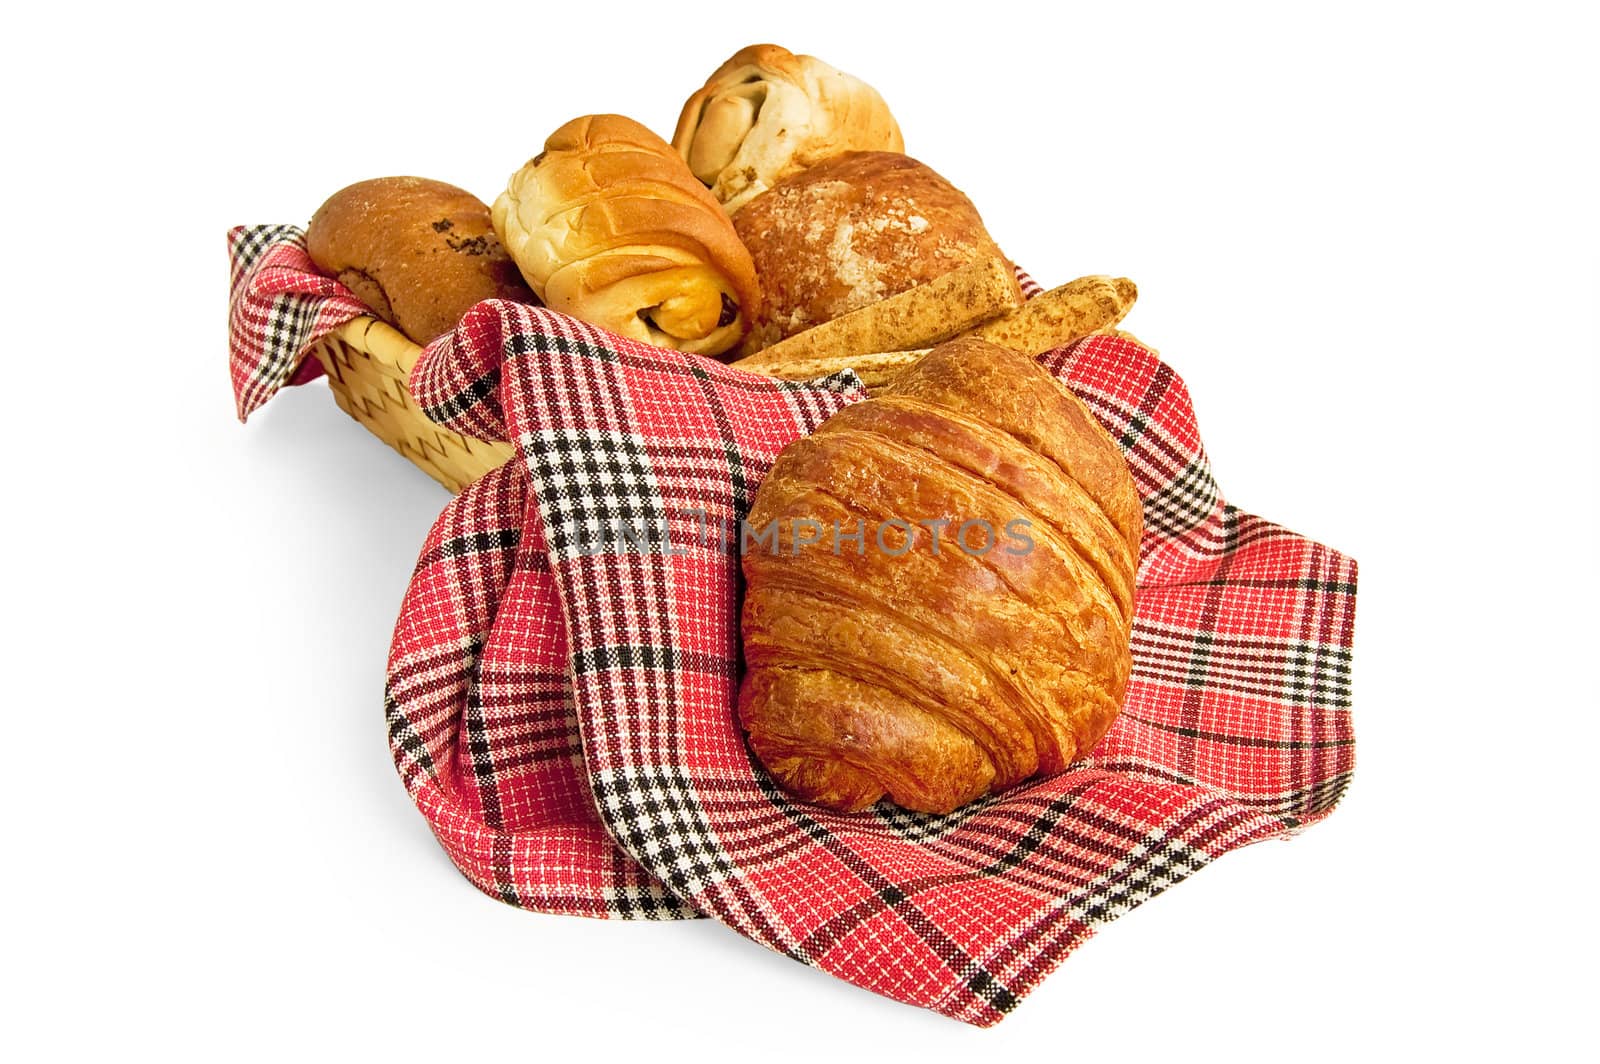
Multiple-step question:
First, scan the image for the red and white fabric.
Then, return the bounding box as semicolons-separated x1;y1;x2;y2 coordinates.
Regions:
229;225;1358;1026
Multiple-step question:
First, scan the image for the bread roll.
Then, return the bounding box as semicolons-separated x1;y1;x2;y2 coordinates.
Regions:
492;114;760;360
672;44;904;214
307;177;535;345
738;338;1141;814
733;151;1005;354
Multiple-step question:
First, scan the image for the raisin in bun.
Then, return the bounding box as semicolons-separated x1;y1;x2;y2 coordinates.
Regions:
732;151;1005;355
306;177;535;346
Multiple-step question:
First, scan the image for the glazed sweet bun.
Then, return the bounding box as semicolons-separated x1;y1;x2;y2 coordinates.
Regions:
492;114;761;359
732;151;1005;355
306;177;535;345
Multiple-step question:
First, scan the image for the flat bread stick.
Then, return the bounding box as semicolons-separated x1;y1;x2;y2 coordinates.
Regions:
961;275;1137;353
731;257;1021;372
739;348;929;391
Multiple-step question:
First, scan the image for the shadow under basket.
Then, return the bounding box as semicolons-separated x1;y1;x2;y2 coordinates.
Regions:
305;317;513;494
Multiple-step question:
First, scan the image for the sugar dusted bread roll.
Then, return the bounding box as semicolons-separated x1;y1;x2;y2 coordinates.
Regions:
307;177;535;345
673;44;904;214
739;338;1141;814
492;114;760;359
733;151;1005;354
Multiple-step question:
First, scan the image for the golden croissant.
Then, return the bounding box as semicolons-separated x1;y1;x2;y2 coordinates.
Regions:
672;44;904;214
492;114;761;359
738;338;1142;814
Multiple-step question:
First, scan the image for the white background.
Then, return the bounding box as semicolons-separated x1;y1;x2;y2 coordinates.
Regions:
5;2;1596;1060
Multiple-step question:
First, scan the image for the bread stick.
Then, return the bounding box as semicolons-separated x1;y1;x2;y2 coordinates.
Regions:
740;348;929;391
731;257;1021;372
738;273;1142;394
961;275;1137;353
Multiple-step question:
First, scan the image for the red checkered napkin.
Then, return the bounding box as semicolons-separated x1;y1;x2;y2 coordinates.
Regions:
225;224;1356;1023
383;300;1358;1026
227;225;370;421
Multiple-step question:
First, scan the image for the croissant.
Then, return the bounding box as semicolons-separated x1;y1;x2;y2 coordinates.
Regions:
738;338;1142;814
491;114;760;359
672;44;904;214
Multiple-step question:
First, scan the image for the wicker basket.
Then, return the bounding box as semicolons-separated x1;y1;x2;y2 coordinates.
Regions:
306;317;514;494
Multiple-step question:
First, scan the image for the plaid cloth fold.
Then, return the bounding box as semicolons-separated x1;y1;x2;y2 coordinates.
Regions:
227;225;369;421
388;304;1357;1026
227;226;1357;1026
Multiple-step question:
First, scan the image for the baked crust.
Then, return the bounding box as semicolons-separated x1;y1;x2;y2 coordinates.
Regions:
731;257;1021;372
672;43;903;214
738;339;1141;814
492;114;760;359
732;151;1004;355
306;177;535;345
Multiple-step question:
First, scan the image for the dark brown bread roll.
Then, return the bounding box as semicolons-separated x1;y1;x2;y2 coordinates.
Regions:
738;338;1141;814
732;151;1004;355
307;177;535;345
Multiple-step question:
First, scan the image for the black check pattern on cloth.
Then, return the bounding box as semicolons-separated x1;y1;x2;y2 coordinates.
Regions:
228;223;301;289
386;300;865;924
591;766;742;898
1142;458;1222;540
526;428;664;560
386;457;703;919
1130;612;1354;711
224;230;1357;1026
226;225;371;422
400;300;1358;1027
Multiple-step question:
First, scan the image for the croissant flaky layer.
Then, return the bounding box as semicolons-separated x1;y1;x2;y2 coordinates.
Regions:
492;114;761;359
672;44;904;214
738;339;1142;814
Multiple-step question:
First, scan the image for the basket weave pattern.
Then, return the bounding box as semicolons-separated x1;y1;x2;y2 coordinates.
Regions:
308;317;513;493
